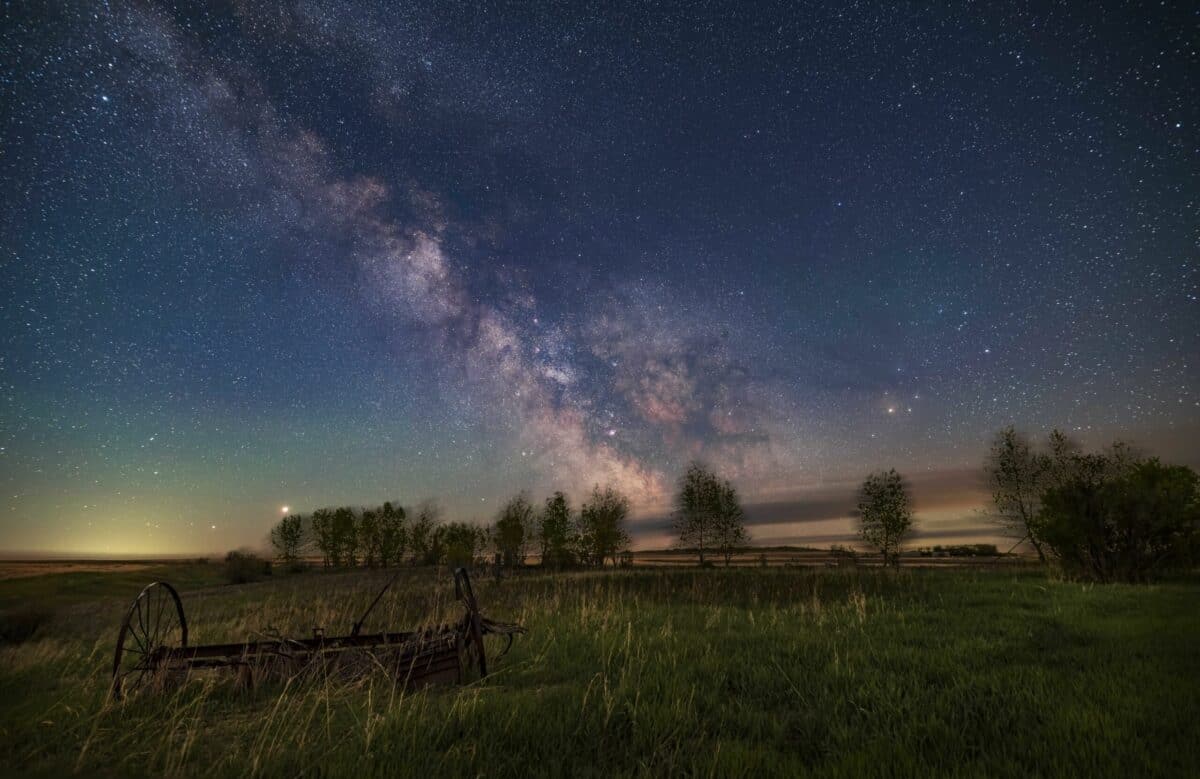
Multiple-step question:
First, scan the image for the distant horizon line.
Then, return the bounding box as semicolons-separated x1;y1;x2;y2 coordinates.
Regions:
0;534;1020;562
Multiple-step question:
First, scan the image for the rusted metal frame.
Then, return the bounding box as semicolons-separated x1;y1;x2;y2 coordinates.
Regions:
154;618;472;667
112;567;524;698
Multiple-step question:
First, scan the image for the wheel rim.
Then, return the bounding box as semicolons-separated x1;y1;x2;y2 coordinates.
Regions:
111;581;188;699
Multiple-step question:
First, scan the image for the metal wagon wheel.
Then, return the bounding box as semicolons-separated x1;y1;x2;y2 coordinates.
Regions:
111;581;188;700
454;567;490;677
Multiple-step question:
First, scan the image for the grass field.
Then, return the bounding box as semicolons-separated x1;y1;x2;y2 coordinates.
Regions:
0;564;1196;777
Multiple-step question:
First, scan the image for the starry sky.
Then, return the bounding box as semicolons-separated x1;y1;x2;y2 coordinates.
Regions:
2;1;1196;556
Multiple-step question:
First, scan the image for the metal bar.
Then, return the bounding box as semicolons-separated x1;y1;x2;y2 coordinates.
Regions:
159;630;429;662
157;619;471;661
350;568;405;638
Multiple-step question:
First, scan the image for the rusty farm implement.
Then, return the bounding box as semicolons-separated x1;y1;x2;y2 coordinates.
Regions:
110;567;524;699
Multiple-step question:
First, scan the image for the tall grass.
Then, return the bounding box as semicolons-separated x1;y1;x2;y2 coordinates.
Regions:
0;567;1196;777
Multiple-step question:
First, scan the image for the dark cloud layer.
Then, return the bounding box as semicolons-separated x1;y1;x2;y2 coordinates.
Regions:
634;467;989;535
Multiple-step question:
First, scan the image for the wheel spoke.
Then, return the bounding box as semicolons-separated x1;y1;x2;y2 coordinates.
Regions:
128;666;148;692
146;588;159;648
154;586;169;647
117;652;158;696
132;600;148;654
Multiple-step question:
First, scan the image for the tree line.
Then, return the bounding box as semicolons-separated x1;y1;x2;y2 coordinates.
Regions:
268;431;1197;584
269;484;637;570
269;463;757;571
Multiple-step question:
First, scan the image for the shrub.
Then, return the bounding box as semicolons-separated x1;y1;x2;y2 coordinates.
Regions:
924;544;1000;558
830;544;858;566
224;549;272;584
1040;459;1199;582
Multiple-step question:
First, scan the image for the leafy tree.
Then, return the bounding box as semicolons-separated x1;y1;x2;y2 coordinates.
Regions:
224;549;270;584
358;508;382;567
441;521;486;567
856;469;914;567
712;479;749;566
332;507;358;567
985;427;1052;562
310;508;338;567
409;501;441;565
673;463;749;566
673;462;720;565
1044;429;1082;485
538;491;577;568
494;492;535;566
426;525;445;566
378;501;407;566
578;485;631;567
269;513;307;564
1040;457;1199;582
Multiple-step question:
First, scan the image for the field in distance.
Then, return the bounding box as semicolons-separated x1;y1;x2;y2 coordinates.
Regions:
629;546;1025;567
0;562;1196;777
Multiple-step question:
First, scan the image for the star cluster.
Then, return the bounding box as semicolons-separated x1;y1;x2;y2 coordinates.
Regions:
1;1;1196;554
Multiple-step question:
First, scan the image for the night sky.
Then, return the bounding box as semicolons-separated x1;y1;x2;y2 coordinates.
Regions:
2;2;1196;555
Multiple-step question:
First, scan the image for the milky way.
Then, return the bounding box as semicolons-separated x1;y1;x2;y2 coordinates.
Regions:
1;2;1196;554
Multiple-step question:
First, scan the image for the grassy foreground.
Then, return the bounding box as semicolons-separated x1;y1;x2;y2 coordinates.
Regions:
0;565;1196;777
